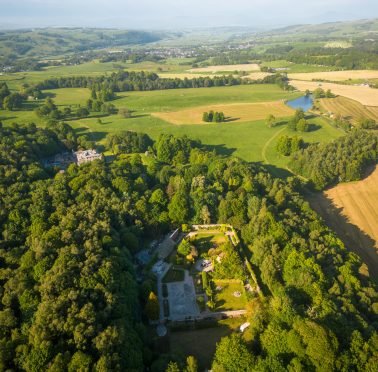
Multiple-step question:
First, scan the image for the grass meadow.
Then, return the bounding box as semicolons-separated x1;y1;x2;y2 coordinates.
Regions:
0;83;343;174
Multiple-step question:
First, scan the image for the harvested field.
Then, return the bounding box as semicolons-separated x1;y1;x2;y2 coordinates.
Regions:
152;101;294;125
188;64;260;73
289;70;378;81
243;72;273;80
308;167;378;280
290;80;378;106
317;96;378;123
159;72;272;80
158;73;224;79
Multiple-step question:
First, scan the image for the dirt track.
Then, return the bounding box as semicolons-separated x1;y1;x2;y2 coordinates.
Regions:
308;167;378;280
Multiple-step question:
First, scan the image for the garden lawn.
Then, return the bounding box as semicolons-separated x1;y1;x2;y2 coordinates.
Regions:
213;280;247;311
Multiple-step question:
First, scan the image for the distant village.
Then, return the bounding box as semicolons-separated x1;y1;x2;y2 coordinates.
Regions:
43;149;102;169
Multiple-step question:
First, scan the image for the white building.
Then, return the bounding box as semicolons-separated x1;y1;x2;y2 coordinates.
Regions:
74;149;102;165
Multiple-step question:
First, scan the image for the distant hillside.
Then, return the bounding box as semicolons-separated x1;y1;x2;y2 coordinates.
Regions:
262;18;378;40
0;28;163;60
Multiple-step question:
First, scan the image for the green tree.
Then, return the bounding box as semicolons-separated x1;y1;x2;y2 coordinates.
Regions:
3;92;23;110
296;118;309;132
168;191;189;224
185;356;198;372
212;334;254;372
266;114;276;128
276;135;292;156
166;361;180;372
177;239;191;256
145;292;160;320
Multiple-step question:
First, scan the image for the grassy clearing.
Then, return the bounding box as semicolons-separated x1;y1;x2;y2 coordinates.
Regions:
288;70;378;82
290;80;378;106
213;280;247;311
190;233;227;255
1;84;342;172
113;84;298;112
264;116;343;171
152;101;294;125
169;317;247;370
317;96;378;123
44;88;91;106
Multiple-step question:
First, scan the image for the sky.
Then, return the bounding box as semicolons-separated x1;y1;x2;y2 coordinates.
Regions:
0;0;377;29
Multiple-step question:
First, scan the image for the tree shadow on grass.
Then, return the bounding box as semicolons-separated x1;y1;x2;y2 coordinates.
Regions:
130;113;150;119
254;161;293;179
0;116;18;121
87;131;109;142
308;123;321;132
74;127;90;134
43;92;56;99
201;143;236;157
224;116;240;123
272;120;288;127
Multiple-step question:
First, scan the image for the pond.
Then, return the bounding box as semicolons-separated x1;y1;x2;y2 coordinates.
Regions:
286;95;313;112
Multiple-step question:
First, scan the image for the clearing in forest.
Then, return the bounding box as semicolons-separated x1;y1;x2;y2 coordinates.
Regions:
290;80;378;106
188;64;260;73
152;101;294;125
317;96;378;123
288;70;378;82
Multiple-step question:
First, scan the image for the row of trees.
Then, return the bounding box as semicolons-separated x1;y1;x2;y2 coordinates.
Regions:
276;135;305;156
35;97;117;121
288;109;312;132
202;111;226;123
30;71;292;94
0;82;24;110
312;87;335;99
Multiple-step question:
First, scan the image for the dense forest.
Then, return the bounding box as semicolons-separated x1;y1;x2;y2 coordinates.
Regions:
0;123;377;371
289;130;378;190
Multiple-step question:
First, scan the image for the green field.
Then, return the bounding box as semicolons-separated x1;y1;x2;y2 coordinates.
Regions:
170;317;249;370
0;84;342;172
0;60;191;91
263;116;343;172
